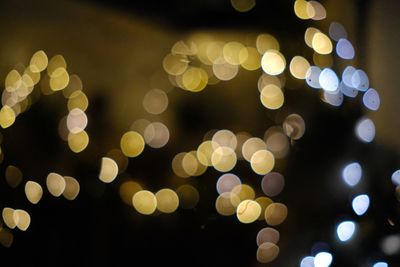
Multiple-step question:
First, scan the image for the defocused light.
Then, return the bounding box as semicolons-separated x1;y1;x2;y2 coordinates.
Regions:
240;47;261;70
197;140;217;166
258;74;282;92
261;172;285;197
130;119;151;136
5;165;22;188
63;74;82;98
373;262;388;267
25;181;43;204
212;59;239;81
319;68;339;92
2;208;17;229
223;42;245;65
46;172;66;197
215;192;240;216
255;197;273;220
290;56;310;79
261;50;286;76
47;55;66;77
144;122;170;148
68;130;89;153
156;188;179;213
216;173;241;195
336;39;355;60
212;129;237;150
305;27;320;48
260;84;284;110
106;149;129;173
351;69;369;91
307;1;326;21
67;108;88;134
342;162;362;187
120;131;145;157
182;67;208;92
312;33;333;55
0;105;16;128
230;0;256;12
232;184;255;202
99;157;118;183
283;113;306;140
256;34;280;54
305;66;322;89
49;68;69;91
355;117;375;143
211;146;237;172
143;89;168;115
0;228;13;248
323;91;343;107
67;91;89;111
265;203;288;226
294;0;312;20
329;22;347;41
63;176;80;200
264;127;289;159
119;180;142;206
132;190;157;215
242;137;267;162
256;242;280;263
362;88;380;111
314;252;333;267
29;50;48;73
250;149;275;175
163;54;188;76
352;194;370;216
381;235;400;255
339;81;358;98
236;200;261;224
300;256;315;267
256;227;280;246
336;221;356;242
176;184;199;209
392;170;400;186
5;70;21;92
14;209;30;231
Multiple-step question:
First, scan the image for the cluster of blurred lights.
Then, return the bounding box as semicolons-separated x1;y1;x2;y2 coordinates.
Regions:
0;1;396;266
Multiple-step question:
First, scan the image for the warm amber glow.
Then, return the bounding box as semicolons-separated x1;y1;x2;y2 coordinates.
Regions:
236;200;261;224
25;181;43;204
46;172;66;197
155;188;179;213
99;157;119;183
260;84;284;110
63;176;80;200
250;149;275;175
261;50;286;76
120;131;145;157
132;190;157;215
312;32;333;55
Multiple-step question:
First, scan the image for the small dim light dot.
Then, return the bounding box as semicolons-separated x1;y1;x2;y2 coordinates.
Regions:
230;0;256;12
46;172;66;197
132;190;157;215
5;165;23;188
120;131;145;157
176;184;199;209
142;89;168;115
25;181;43;204
99;157;119;183
155;188;179;214
261;50;286;76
